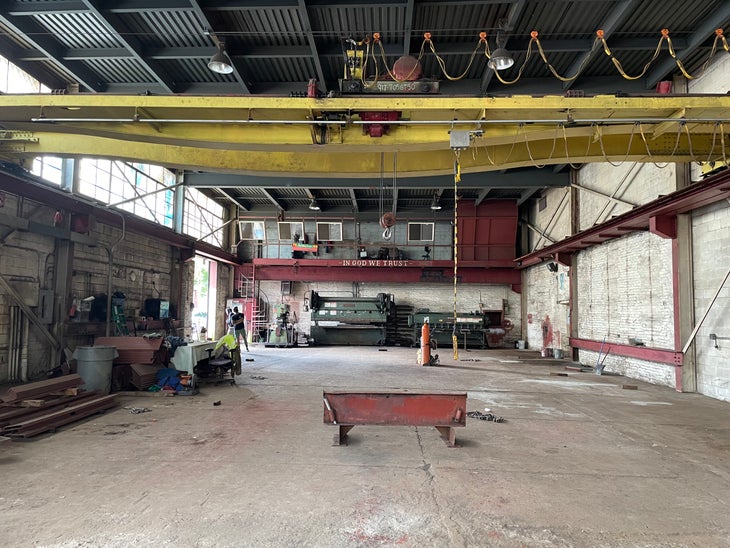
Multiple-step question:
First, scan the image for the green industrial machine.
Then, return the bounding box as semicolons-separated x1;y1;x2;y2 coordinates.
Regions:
265;303;297;347
309;290;393;346
408;309;509;349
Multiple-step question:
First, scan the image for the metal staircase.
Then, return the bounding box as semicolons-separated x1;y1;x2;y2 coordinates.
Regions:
237;266;268;344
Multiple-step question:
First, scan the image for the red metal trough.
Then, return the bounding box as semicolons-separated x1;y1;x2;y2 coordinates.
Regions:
323;390;467;447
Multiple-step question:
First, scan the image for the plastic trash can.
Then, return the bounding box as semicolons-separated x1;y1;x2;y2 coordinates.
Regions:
73;345;118;394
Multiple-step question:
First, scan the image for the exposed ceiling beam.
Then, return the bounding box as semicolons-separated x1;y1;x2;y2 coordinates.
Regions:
260;188;285;211
0;8;105;91
645;3;730;88
403;0;415;56
516;187;540;206
14;36;689;65
348;188;359;213
474;188;492;206
217;188;250;212
297;0;328;93
563;0;640;90
183;170;569;189
189;0;252;94
6;0;194;14
79;0;177;93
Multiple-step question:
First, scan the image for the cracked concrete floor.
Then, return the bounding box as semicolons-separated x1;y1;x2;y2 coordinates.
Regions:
1;345;729;547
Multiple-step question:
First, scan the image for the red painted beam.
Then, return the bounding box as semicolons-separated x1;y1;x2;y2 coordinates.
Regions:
570;337;683;365
516;168;730;268
650;215;677;239
252;259;520;285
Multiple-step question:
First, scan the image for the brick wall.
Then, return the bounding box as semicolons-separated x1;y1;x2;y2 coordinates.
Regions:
574;232;676;386
687;52;730;400
691;201;730;401
576;163;677;231
522;263;570;352
0;190;191;383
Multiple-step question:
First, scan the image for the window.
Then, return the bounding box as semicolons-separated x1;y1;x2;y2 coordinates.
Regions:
183;187;225;246
278;221;304;241
238;221;266;240
408;222;434;242
0;54;50;93
316;222;342;241
78;159;175;228
31;156;63;185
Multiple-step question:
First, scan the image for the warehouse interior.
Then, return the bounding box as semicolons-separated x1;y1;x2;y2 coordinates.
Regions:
1;1;730;546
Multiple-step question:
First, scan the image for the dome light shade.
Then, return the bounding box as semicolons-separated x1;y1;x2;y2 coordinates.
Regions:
488;47;514;71
208;45;233;74
430;194;442;210
309;198;321;210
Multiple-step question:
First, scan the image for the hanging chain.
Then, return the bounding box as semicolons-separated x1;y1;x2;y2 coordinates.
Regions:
452;150;461;361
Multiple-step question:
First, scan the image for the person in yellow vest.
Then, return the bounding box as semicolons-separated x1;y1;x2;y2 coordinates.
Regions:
215;333;241;376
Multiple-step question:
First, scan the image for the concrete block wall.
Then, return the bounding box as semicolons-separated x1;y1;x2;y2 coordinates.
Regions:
0;197;57;384
688;51;730;400
70;226;174;320
576;163;677;231
529;187;571;250
257;280;520;347
0;188;191;383
522;263;570;352
691;200;730;401
574;232;675;386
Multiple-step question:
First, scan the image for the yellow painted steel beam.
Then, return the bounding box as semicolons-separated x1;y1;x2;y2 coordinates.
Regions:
0;94;729;176
11;129;724;178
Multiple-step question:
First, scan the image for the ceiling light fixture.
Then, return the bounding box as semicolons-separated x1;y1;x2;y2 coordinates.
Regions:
488;30;514;71
308;198;321;211
430;194;442;210
208;43;234;74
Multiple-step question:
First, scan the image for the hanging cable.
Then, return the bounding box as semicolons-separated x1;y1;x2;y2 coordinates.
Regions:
352;27;730;88
522;123;559;168
596;122;638;167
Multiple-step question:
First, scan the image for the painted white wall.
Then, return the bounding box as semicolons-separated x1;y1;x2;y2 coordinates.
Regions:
258;279;520;347
686;52;730;400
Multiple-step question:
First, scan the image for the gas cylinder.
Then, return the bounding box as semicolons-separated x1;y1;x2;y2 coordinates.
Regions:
420;321;431;366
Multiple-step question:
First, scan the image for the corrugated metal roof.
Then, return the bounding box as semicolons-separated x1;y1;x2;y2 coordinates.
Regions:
1;0;728;214
35;12;123;49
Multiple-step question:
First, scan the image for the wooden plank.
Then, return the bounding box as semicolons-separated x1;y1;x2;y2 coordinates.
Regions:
19;400;46;408
0;374;84;403
49;388;79;396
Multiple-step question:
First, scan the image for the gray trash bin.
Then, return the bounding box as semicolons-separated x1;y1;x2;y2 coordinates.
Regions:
73;345;118;394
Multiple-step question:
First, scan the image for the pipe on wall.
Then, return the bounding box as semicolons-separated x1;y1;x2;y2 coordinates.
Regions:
9;306;23;383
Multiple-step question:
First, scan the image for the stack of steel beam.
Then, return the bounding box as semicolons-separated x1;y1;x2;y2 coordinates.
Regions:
0;375;118;438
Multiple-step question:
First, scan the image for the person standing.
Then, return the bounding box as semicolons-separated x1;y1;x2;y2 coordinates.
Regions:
231;306;249;351
225;307;234;335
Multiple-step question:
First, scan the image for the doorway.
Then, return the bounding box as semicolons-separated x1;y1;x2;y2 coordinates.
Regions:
193;256;218;340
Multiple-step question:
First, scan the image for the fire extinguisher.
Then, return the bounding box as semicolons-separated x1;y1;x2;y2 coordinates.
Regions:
307;78;318;98
420;320;431;366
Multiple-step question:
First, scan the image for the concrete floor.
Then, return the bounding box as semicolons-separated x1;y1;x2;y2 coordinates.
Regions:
1;345;729;547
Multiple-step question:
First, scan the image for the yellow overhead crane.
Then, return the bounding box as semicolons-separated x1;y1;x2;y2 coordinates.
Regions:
0;94;729;177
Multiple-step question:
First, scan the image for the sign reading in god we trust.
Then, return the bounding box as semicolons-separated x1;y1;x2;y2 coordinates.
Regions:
339;259;412;267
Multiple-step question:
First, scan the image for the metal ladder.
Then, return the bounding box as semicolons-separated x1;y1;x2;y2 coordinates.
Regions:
112;304;129;336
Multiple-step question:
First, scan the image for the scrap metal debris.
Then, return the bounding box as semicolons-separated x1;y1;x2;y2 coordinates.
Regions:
466;410;505;423
249;375;267;380
127;407;151;414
